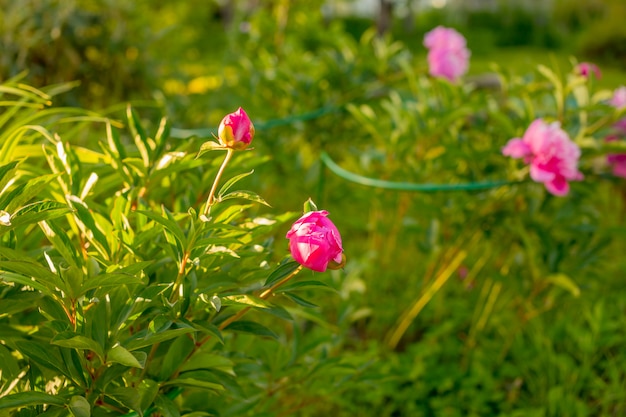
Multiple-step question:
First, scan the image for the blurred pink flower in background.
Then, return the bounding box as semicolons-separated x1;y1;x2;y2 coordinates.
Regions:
502;119;584;196
286;210;344;272
423;26;470;82
576;62;601;79
609;86;626;110
606;119;626;178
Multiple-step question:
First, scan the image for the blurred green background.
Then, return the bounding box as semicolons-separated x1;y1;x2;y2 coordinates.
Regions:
1;0;625;415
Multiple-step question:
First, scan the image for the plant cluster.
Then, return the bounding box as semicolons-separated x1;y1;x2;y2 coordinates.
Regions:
1;3;626;416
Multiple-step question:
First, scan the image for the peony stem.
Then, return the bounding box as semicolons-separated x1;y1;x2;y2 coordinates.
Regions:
203;148;234;216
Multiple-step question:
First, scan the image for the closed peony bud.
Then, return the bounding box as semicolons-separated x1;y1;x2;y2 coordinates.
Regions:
218;107;254;150
286;210;344;272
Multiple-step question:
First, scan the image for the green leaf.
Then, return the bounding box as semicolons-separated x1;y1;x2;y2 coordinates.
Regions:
51;332;105;361
68;196;111;258
136;209;187;249
4;173;60;214
68;396;91;417
159;334;195;380
0;260;65;296
124;327;196;351
107;345;144;368
303;198;318;213
219;190;270;207
179;353;235;375
0;392;66;410
545;273;581;297
217;170;254;197
264;261;301;286
283;292;319;308
5;201;70;231
187;320;224;344
0;270;56;299
0;160;19;194
80;271;145;293
39;220;82;269
222;320;278;339
278;279;334;292
14;341;69;377
162;378;224;392
154;394;181;417
196;140;227;159
106;386;143;416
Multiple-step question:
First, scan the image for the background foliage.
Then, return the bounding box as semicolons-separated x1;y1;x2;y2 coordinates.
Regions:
1;1;625;416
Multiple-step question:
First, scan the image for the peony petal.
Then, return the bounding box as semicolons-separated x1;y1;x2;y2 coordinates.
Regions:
502;138;531;158
544;175;569;196
530;163;556;183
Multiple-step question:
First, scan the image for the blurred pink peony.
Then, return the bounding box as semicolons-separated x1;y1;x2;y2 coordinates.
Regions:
606;119;626;178
609;86;626;110
218;107;255;150
502;119;583;196
424;26;467;50
423;26;470;82
286;210;344;272
576;62;601;79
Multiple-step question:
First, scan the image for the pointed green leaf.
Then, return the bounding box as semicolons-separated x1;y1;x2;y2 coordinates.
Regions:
219;190;270;207
0;392;66;410
222;320;278;339
107;345;144;368
218;170;254;197
124;327;195;351
264;261;301;286
546;273;580;297
106;386;143;416
196;140;227;159
51;333;105;361
283;292;318;308
68;395;91;417
136;209;187;249
6;201;70;231
80;271;145;293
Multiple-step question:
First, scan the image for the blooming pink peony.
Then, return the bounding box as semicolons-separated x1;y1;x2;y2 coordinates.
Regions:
576;62;601;79
502;119;584;196
609;86;626;110
218;107;255;150
286;210;343;272
423;26;470;82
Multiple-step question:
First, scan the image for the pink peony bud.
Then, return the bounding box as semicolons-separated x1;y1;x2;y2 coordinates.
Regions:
576;62;601;80
218;107;255;150
286;210;344;272
423;26;470;82
609;86;626;110
502;119;583;196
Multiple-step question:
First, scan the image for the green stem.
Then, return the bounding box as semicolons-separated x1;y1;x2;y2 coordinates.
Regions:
169;250;190;303
203;148;234;216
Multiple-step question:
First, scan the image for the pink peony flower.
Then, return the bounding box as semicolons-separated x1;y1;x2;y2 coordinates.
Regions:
576;62;601;79
423;26;470;82
609;86;626;110
218;107;255;150
427;47;470;82
286;210;344;272
502;119;584;196
423;26;467;50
